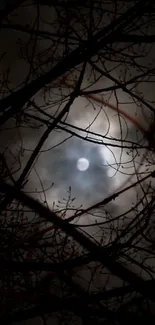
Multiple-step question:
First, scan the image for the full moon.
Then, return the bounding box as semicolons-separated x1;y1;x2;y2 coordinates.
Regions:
77;158;89;171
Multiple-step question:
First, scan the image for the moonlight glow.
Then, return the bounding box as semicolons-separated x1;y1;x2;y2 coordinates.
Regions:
77;158;89;171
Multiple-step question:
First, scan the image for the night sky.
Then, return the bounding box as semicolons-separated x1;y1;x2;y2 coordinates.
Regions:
0;0;154;226
1;1;155;324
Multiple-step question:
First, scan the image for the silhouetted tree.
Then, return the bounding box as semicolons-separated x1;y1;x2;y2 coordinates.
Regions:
1;0;155;324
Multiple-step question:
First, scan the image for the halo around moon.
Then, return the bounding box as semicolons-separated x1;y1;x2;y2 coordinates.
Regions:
77;158;89;171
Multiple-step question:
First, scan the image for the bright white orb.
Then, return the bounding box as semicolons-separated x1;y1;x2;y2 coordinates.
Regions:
77;158;89;171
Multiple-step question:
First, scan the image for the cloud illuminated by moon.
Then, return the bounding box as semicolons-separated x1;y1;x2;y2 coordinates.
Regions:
77;157;89;171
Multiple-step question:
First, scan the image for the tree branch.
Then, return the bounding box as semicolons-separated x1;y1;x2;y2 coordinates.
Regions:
1;181;155;303
0;0;151;124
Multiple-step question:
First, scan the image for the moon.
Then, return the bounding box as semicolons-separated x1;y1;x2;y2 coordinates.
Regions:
77;158;89;171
